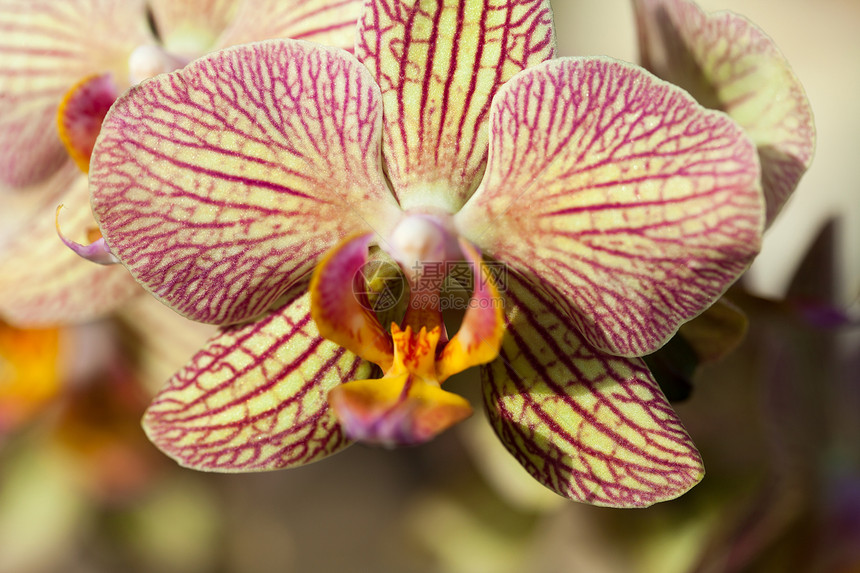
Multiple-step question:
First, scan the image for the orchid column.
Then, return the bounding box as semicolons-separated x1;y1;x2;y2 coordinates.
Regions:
87;0;765;507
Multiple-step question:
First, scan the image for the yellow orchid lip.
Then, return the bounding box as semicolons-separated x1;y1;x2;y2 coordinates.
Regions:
327;324;474;447
309;216;505;446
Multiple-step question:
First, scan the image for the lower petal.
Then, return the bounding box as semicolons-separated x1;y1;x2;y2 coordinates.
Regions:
482;271;704;507
143;283;373;471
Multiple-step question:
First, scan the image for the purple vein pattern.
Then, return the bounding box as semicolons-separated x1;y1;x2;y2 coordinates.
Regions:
143;283;373;471
90;41;399;326
482;270;703;507
633;0;815;225
357;0;556;210
457;58;763;357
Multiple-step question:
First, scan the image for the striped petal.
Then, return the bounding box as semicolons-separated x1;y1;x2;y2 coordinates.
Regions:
148;0;240;57
143;284;373;471
215;0;362;53
633;0;815;225
457;57;763;357
356;0;555;212
0;0;153;186
482;271;704;507
90;40;400;326
0;172;140;327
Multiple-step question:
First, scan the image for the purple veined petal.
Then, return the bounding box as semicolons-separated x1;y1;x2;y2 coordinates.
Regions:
215;0;363;54
356;0;555;213
90;40;401;326
0;0;153;187
143;283;374;471
147;0;241;57
482;270;704;507
0;173;141;327
632;0;815;226
457;57;763;357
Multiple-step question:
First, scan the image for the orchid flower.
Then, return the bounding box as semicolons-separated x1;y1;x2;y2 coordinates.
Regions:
88;0;765;507
0;0;362;325
632;0;815;226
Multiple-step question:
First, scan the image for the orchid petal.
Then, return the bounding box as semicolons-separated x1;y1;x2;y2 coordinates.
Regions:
436;239;504;382
482;271;704;507
0;174;140;327
310;233;394;370
632;0;815;225
457;57;763;357
143;284;373;471
90;40;399;326
0;0;153;186
57;73;120;173
216;0;362;53
147;0;240;57
356;0;555;212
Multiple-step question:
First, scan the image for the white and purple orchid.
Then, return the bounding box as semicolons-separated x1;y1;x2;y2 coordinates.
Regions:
0;0;363;325
83;0;804;507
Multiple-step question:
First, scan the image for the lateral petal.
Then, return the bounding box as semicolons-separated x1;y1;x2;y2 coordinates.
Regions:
0;173;140;327
632;0;815;225
90;40;399;326
482;271;704;507
143;285;373;471
457;57;763;357
0;0;153;186
356;0;555;212
216;0;362;53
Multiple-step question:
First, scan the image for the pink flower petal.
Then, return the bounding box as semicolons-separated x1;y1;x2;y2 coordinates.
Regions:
632;0;815;225
90;40;400;326
482;270;704;507
457;57;763;357
0;172;140;327
143;284;373;471
0;0;153;186
356;0;555;212
216;0;363;53
147;0;240;56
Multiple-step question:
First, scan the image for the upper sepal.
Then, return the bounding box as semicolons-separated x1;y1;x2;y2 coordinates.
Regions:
356;0;556;211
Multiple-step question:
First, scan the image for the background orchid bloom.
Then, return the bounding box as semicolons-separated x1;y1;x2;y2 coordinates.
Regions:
0;0;363;326
88;0;764;507
631;0;815;227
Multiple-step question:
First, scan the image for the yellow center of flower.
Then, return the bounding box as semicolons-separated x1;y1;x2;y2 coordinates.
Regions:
309;224;506;446
327;323;473;447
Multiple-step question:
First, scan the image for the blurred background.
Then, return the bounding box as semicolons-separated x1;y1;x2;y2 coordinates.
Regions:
1;1;858;572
